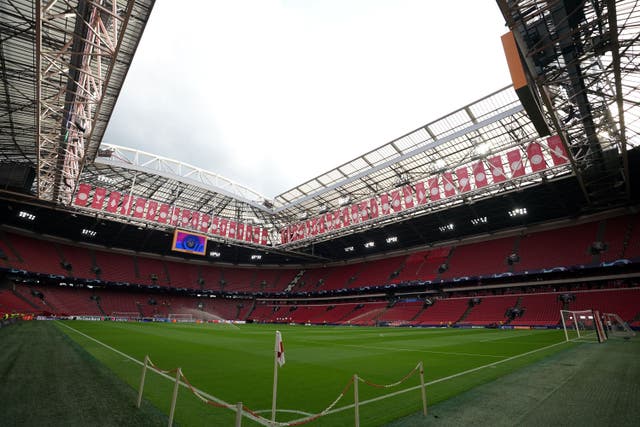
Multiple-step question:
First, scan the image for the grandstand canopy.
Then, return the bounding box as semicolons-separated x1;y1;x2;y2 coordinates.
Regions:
1;0;639;265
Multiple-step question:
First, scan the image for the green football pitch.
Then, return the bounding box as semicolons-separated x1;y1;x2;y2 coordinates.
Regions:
55;321;575;426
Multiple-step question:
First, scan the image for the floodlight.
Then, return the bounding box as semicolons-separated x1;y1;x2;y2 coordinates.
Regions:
471;216;488;225
18;211;35;221
438;223;454;232
508;207;527;217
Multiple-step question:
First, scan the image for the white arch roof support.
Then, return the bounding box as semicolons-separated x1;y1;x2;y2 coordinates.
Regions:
95;143;271;211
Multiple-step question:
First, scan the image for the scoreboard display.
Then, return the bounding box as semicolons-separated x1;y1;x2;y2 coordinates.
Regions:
171;230;207;256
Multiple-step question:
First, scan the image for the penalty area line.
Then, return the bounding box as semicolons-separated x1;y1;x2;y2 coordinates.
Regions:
56;321;272;427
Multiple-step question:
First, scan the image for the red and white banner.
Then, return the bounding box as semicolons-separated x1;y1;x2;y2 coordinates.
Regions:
507;149;525;177
170;207;180;226
472;161;488;189
369;198;379;218
359;201;369;222
318;216;326;234
155;204;168;223
442;172;456;197
179;209;192;228
488;155;506;183
133;197;147;218
120;195;133;216
324;213;333;231
261;228;268;245
219;218;228;237
547;135;569;166
74;183;91;206
350;204;360;224
146;201;158;221
190;211;200;230
253;227;260;244
527;142;547;172
199;213;210;233
391;190;402;212
380;194;391;215
228;221;237;239
332;211;342;229
415;182;427;204
428;177;440;201
237;222;245;240
211;216;220;235
91;187;107;210
456;167;471;193
403;185;414;209
106;191;121;213
337;207;348;227
245;224;253;242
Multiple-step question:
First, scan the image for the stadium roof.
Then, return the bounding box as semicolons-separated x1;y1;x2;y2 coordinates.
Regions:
1;0;639;264
0;0;154;203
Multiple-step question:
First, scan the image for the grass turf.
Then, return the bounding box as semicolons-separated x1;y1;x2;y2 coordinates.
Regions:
387;335;640;426
53;321;576;426
0;321;168;427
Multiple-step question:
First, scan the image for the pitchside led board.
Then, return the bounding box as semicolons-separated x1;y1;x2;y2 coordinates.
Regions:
171;229;207;256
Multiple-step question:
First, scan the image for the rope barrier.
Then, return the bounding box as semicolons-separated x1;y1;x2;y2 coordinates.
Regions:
284;376;355;426
357;362;420;389
140;355;424;426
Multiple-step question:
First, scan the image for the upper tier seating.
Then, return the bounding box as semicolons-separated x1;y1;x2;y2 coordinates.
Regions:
515;222;599;272
2;213;637;299
442;236;515;279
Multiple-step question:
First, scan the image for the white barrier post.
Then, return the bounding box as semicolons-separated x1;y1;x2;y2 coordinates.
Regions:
353;374;360;427
419;361;427;416
136;355;149;408
168;368;181;427
235;402;243;427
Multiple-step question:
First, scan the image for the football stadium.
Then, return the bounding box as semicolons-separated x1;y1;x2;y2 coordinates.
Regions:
1;1;640;426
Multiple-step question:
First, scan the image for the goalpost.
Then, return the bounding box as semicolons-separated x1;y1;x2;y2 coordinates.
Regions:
602;312;636;339
560;309;607;343
168;313;194;323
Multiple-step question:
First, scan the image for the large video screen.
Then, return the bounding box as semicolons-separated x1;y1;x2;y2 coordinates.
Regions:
171;230;207;256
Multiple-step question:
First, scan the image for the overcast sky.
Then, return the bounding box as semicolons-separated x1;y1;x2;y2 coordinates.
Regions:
103;0;511;198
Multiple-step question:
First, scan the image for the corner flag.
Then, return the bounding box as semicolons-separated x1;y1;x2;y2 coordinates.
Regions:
276;330;285;367
272;330;285;423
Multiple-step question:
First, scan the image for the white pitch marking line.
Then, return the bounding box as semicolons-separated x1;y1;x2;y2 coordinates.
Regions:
288;338;570;423
56;321;272;427
298;339;507;359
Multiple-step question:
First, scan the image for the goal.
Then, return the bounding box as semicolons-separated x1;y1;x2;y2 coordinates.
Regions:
602;312;636;339
560;309;607;343
168;313;194;323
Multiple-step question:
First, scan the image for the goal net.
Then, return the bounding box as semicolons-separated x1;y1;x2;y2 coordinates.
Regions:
602;312;636;339
560;309;606;343
168;313;194;323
